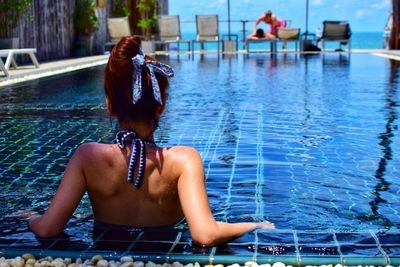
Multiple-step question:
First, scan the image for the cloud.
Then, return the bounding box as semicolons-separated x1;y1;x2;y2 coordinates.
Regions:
355;9;372;19
311;0;323;6
371;0;390;9
207;0;226;9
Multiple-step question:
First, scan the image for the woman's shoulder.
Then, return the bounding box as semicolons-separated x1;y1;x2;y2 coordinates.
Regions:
73;142;117;162
160;146;203;182
75;142;113;153
165;146;203;171
167;145;201;160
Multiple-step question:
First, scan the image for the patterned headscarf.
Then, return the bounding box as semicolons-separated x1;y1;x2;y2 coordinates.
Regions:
131;49;174;105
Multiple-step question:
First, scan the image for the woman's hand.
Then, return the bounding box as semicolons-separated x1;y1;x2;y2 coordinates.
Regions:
256;221;275;230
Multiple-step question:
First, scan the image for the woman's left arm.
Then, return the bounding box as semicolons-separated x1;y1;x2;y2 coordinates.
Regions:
29;144;89;237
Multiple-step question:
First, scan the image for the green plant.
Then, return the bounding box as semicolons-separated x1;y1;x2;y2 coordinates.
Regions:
74;0;100;36
136;0;158;39
112;0;131;17
0;0;32;38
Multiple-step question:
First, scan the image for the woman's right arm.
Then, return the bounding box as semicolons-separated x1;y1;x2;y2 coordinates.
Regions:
177;147;274;247
28;144;89;237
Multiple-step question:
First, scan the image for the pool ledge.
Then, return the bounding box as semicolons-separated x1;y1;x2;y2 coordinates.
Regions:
2;50;400;88
0;55;109;88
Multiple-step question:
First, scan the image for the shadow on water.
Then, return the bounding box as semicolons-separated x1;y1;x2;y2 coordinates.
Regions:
360;60;399;228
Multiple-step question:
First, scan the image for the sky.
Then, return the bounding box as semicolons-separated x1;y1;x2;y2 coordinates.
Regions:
169;0;392;33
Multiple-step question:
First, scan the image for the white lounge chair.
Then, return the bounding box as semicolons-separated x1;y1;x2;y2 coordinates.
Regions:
0;49;39;75
245;37;277;54
192;15;220;53
0;57;9;78
277;28;301;52
319;21;351;52
154;15;191;52
106;16;131;51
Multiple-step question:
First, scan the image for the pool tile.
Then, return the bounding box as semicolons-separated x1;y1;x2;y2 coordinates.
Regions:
186;244;213;255
91;240;132;251
0;238;19;249
169;243;188;254
258;245;297;255
230;232;256;243
47;239;91;251
376;231;400;244
7;238;51;250
139;230;183;242
340;244;382;256
297;232;335;245
215;244;253;256
94;229;142;241
257;231;294;245
131;242;174;253
298;245;339;256
335;232;376;245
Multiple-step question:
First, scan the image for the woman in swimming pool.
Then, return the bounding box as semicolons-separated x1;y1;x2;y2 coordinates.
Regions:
28;36;274;246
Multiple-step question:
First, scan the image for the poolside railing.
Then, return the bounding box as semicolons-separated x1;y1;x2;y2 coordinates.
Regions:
150;19;385;52
154;19;300;52
179;19;256;49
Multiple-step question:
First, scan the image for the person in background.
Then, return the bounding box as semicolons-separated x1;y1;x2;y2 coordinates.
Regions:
247;10;286;39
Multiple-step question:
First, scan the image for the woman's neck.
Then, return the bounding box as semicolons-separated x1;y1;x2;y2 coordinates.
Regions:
119;121;155;142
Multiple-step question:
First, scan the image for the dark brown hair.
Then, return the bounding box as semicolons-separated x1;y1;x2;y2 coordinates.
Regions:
104;36;169;126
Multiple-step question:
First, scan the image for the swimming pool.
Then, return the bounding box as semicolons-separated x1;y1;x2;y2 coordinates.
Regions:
0;53;399;264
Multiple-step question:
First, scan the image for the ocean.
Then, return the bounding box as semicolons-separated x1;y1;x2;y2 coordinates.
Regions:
179;31;385;50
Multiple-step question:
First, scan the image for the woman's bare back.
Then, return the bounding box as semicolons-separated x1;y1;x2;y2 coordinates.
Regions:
82;142;185;227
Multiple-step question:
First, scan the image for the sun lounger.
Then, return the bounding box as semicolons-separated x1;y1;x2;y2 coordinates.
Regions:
319;21;351;52
277;28;301;52
106;17;131;51
154;15;190;52
0;57;9;78
192;15;220;53
246;28;301;53
0;48;39;72
245;38;278;53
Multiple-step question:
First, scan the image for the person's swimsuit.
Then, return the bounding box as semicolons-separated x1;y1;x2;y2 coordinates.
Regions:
116;129;155;188
93;219;186;242
270;19;286;36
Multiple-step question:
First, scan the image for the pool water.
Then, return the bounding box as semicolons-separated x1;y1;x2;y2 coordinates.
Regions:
0;53;399;261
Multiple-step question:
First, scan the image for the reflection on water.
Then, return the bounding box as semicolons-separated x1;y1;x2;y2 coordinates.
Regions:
364;60;399;227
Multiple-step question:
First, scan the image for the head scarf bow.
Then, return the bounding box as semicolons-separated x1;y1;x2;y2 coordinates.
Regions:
131;49;174;105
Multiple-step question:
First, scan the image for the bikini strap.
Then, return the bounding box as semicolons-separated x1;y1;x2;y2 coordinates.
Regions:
115;129;154;189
